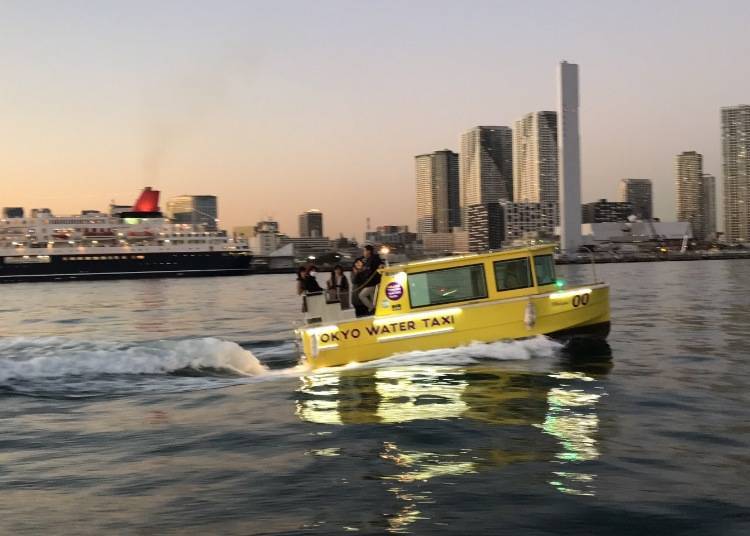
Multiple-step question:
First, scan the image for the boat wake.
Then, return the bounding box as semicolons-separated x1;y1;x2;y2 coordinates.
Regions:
0;336;290;398
0;335;562;398
0;336;268;380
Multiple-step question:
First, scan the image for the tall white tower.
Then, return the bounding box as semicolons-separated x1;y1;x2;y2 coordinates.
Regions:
558;61;582;252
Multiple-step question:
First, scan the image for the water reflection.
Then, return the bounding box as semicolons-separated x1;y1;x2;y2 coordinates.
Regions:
541;372;603;496
296;361;609;509
380;442;473;533
133;280;170;334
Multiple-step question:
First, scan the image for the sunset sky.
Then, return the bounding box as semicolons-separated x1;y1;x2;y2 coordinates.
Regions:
1;0;748;238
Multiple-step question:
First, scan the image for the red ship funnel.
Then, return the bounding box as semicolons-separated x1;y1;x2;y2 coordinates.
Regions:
131;187;160;212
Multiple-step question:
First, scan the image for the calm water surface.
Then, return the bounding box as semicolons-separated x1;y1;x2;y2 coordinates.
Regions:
1;260;749;535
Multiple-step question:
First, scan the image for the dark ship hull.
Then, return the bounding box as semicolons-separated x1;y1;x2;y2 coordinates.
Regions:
0;251;252;283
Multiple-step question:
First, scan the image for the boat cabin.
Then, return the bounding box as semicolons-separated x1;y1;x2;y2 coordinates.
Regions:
303;245;559;325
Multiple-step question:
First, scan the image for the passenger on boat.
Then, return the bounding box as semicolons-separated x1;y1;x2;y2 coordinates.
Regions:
303;264;323;293
296;266;307;296
350;257;370;317
297;264;324;312
358;245;383;313
326;264;350;309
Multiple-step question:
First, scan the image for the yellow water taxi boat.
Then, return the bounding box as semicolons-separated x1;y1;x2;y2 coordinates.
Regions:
296;245;610;369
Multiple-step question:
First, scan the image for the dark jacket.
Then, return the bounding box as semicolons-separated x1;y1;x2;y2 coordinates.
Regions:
362;253;382;287
328;273;349;291
351;269;368;291
302;274;323;293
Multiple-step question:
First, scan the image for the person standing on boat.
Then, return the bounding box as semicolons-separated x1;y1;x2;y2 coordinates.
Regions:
303;264;323;294
358;245;382;313
327;264;350;308
350;257;369;317
296;265;308;296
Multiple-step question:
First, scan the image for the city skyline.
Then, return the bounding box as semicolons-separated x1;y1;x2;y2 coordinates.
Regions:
1;1;749;238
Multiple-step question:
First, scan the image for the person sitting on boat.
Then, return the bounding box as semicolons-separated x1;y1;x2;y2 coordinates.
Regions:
357;245;383;313
350;257;370;317
326;264;350;309
297;264;323;312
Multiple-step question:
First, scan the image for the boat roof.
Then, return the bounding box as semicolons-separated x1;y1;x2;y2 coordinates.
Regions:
383;244;555;274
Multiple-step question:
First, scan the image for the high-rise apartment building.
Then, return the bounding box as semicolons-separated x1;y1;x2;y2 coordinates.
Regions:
166;195;218;230
459;127;513;217
618;178;653;220
703;174;717;241
298;210;323;238
513;111;558;205
415;150;460;235
676;151;708;241
722;105;750;243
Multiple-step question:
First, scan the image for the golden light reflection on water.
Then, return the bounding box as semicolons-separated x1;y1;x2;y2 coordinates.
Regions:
380;441;478;483
296;366;471;425
296;364;606;505
380;441;477;533
540;371;603;496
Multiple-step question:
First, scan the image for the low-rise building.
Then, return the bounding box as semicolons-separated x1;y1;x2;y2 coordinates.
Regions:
581;221;692;249
365;225;419;254
279;236;334;260
467;201;558;251
234;220;283;256
2;207;24;219
421;232;456;255
582;199;633;223
166;195;218;230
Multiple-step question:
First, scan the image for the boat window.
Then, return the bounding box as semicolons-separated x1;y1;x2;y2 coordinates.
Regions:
408;264;487;308
493;258;532;291
533;254;556;286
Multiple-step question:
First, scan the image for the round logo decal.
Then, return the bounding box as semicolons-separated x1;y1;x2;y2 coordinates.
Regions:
385;282;404;300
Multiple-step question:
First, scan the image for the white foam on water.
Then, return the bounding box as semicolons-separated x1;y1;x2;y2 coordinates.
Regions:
316;336;563;373
0;336;269;382
0;335;560;387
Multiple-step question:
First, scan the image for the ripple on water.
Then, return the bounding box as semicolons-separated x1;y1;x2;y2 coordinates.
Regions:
0;266;749;534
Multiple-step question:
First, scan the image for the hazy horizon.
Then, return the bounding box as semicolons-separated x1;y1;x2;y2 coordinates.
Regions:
1;0;748;238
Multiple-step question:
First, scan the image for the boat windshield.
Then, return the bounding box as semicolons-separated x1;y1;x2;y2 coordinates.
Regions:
408;264;487;308
533;255;556;285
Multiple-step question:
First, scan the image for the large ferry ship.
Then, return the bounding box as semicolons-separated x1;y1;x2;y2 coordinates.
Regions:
0;187;252;283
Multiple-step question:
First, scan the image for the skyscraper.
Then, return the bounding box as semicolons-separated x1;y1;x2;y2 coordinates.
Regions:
513;111;558;205
703;173;717;241
415;150;460;235
676;151;707;241
558;61;582;252
618;178;653;220
299;209;323;238
721;105;750;243
459;126;513;217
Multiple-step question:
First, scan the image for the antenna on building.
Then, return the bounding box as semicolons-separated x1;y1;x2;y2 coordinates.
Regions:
366;217;371;232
